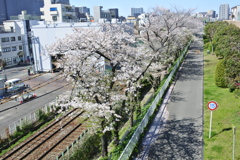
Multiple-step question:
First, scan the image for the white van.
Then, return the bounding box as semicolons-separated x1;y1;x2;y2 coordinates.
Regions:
4;79;25;93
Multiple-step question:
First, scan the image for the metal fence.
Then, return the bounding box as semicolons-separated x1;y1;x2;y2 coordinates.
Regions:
0;101;55;139
56;129;89;160
118;41;191;160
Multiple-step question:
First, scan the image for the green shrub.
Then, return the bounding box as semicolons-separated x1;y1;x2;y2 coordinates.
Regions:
234;89;240;99
215;60;227;88
37;110;48;122
69;133;101;160
204;42;210;50
228;83;236;92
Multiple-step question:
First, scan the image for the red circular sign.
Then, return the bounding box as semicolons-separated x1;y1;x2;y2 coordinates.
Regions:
207;101;218;111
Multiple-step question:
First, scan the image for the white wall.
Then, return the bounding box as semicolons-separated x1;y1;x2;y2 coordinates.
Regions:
0;21;24;67
31;22;100;72
31;21;134;72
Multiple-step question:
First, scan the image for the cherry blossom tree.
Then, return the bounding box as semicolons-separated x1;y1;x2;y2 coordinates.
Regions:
137;6;203;91
47;23;149;157
46;6;203;158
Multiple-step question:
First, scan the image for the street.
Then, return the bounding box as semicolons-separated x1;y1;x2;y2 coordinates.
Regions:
135;36;203;159
0;66;68;137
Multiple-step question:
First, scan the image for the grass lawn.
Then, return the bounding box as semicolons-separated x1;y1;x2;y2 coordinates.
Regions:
204;52;240;159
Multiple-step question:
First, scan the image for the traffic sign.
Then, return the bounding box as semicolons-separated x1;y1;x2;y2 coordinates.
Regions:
207;101;218;111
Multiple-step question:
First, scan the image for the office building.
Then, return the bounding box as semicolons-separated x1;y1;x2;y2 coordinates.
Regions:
75;6;91;21
219;4;230;20
78;6;90;15
94;6;111;22
131;8;144;17
0;0;44;24
109;8;119;18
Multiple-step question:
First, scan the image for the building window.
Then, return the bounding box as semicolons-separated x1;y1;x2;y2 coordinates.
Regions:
19;45;23;50
2;47;11;53
12;46;17;51
52;16;57;21
18;36;21;41
4;58;12;66
1;37;9;42
13;57;17;64
50;7;57;11
11;37;15;41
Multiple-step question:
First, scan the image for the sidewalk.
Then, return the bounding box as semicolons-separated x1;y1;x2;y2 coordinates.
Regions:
134;35;204;160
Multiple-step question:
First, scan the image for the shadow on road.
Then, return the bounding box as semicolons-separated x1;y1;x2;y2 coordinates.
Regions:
147;117;203;160
169;91;187;103
178;56;203;82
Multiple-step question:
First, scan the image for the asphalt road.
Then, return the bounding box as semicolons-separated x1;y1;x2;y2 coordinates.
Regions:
135;36;204;160
0;71;68;137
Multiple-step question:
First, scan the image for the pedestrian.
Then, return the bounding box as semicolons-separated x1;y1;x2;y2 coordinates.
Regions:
28;68;30;76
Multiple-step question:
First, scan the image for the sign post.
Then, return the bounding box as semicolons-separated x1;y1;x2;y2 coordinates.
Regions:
207;101;218;138
233;126;236;160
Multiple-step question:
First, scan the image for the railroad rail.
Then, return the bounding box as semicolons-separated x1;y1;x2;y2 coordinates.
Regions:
1;108;87;160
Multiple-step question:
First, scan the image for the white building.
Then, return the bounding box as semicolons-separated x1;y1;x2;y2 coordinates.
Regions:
0;21;27;67
31;22;101;72
231;5;240;21
30;21;134;72
40;0;77;23
219;4;230;20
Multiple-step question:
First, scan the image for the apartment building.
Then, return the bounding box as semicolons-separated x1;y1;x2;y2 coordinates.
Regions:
219;4;230;20
0;21;25;67
231;5;240;21
40;0;77;23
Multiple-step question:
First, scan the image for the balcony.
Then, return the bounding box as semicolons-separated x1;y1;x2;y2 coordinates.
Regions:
0;29;15;33
50;11;58;15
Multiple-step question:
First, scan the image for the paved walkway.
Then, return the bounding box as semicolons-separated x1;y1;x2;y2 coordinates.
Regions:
135;35;204;160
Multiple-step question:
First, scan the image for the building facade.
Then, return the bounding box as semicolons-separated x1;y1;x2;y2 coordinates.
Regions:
219;4;230;20
30;21;134;72
207;10;216;18
0;21;25;67
75;7;91;22
78;6;90;15
109;8;119;18
51;0;69;4
40;0;77;23
131;8;144;17
93;6;121;22
231;5;240;21
0;0;44;24
94;6;111;22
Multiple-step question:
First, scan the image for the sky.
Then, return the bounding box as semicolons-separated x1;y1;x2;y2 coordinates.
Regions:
70;0;237;17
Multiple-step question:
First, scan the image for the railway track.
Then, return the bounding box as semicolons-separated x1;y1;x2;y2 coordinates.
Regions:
1;108;87;160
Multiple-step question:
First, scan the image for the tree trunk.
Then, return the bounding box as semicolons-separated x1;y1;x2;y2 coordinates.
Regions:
135;95;141;118
113;122;119;145
130;107;134;127
101;121;108;158
211;41;214;55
